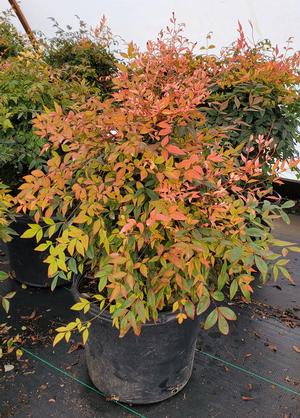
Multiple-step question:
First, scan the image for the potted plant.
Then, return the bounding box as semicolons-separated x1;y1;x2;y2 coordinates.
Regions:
16;20;299;403
0;51;98;287
0;14;117;286
0;183;16;311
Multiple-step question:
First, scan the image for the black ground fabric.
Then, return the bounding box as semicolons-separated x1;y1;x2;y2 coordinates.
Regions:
0;217;299;418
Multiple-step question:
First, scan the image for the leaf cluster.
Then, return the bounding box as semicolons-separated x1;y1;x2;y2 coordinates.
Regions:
16;19;300;340
42;16;117;94
0;182;16;311
0;52;97;189
199;26;300;169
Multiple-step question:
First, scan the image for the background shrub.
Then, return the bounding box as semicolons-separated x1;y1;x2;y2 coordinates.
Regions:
0;52;97;189
0;9;26;59
199;26;300;169
42;16;117;97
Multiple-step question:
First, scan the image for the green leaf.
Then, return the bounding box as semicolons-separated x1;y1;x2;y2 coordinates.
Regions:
145;189;159;200
4;291;15;299
2;298;9;313
98;276;107;292
184;300;195;319
0;271;8;281
279;266;293;282
196;296;210;315
228;247;243;262
204;308;218;330
280;210;290;224
147;289;155;308
273;265;279;281
217;260;228;290
230;279;238;300
219;306;237;321
212;291;224;301
276;259;289;266
281;200;295;209
43;217;55;225
68;258;78;274
254;256;268;275
272;239;295;247
246;228;265;237
218;315;229;335
50;276;58;291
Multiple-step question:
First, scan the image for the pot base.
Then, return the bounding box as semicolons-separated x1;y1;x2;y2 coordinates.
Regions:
73;275;201;405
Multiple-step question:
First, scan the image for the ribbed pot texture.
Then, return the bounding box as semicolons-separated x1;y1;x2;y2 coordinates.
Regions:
72;275;201;404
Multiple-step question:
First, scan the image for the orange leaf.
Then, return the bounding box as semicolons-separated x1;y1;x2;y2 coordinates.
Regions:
167;145;186;155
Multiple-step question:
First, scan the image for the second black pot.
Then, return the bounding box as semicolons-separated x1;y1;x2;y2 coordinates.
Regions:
72;275;201;404
7;215;60;287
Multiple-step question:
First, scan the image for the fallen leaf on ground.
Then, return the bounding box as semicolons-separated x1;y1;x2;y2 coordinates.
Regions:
242;396;255;401
21;310;36;320
67;342;84;354
4;364;14;372
264;342;277;352
292;345;300;353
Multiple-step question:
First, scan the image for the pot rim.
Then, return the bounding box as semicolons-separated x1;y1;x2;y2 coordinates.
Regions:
71;274;185;327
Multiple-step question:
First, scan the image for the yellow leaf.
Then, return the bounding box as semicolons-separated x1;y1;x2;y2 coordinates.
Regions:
81;234;89;251
83;301;90;314
16;349;23;359
53;332;65;347
82;329;89;345
176;313;187;324
55;326;67;332
68;239;76;256
65;331;71;342
172;301;179;312
76;240;85;256
140;264;148;277
71;302;85;311
48;262;58;277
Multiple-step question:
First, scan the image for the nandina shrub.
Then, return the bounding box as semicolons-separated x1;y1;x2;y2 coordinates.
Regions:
16;19;299;343
43;16;117;96
0;183;16;312
0;10;26;59
0;51;97;190
199;24;300;168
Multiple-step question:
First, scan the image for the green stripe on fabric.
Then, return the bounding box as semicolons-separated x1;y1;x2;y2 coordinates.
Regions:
21;347;147;418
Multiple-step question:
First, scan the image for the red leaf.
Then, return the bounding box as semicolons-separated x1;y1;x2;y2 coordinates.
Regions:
167;145;186;155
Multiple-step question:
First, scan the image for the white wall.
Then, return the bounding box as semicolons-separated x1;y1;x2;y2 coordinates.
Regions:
1;0;300;51
1;0;300;179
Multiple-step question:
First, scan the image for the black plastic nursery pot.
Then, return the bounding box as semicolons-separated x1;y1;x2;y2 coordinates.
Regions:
72;275;202;405
6;215;60;288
